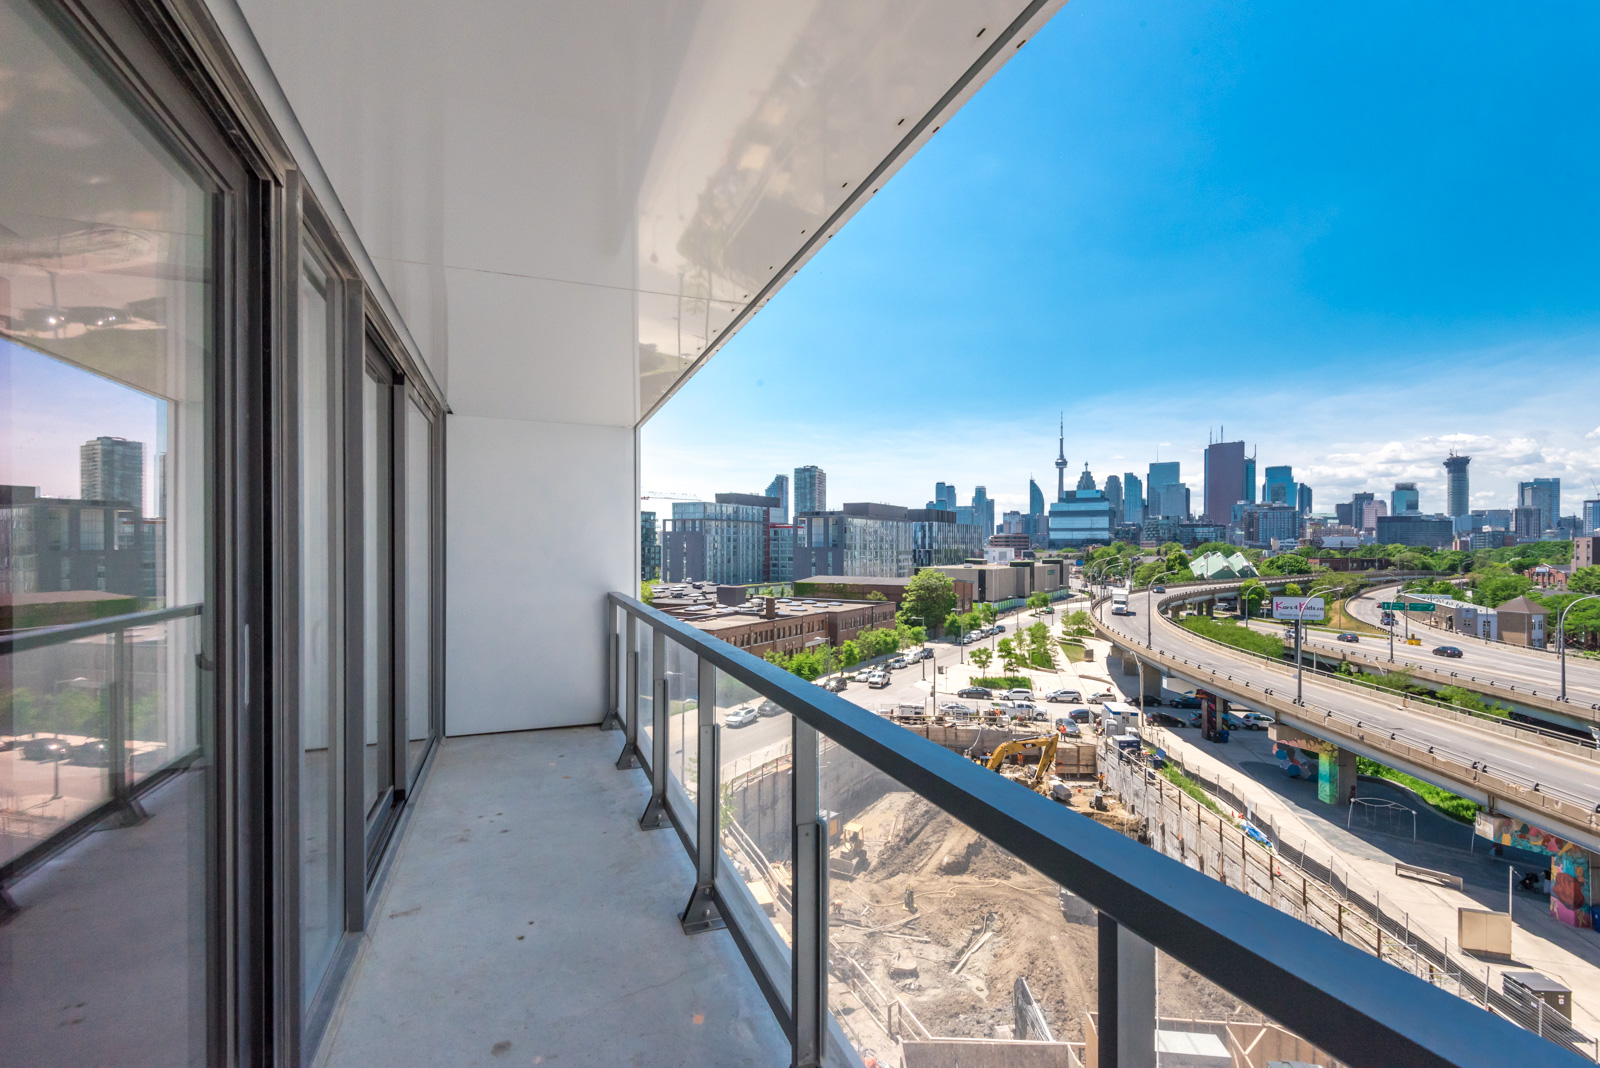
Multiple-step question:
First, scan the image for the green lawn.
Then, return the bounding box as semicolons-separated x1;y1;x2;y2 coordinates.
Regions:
1180;616;1286;659
1355;757;1480;823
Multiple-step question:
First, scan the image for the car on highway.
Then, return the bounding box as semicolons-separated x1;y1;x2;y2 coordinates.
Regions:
817;677;847;693
887;657;911;670
1153;585;1166;593
1380;612;1396;626
956;686;992;699
1044;688;1082;703
1005;688;1035;702
1335;632;1361;643
867;672;891;688
725;707;759;728
1433;645;1464;658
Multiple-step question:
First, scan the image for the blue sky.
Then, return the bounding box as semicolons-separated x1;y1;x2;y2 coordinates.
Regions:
643;0;1600;522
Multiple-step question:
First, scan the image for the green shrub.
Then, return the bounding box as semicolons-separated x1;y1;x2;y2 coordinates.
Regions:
1356;757;1479;823
969;676;1033;690
1180;616;1285;659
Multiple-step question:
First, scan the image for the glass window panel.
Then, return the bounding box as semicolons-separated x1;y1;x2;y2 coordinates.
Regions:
0;0;214;1061
298;246;342;1004
403;397;432;782
362;364;393;822
716;674;793;959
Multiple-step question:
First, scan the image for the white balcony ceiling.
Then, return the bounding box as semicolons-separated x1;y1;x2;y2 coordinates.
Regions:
224;0;1064;428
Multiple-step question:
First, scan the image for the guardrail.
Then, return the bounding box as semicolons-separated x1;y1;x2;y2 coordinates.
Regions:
603;591;1583;1068
1;604;204;908
1090;592;1600;843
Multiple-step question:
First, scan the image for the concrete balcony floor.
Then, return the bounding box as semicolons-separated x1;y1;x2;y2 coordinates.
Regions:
317;727;787;1067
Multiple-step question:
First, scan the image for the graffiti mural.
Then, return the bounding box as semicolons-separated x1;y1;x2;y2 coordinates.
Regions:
1551;843;1592;930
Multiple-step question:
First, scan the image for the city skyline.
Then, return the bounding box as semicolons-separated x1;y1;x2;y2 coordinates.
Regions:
643;0;1600;532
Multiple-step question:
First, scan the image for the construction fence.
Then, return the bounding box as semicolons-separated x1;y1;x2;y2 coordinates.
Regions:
1102;741;1599;1061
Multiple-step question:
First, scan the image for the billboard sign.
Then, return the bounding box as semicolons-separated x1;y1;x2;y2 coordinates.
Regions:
1272;596;1325;621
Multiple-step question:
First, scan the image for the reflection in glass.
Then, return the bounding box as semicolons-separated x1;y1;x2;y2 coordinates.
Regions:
404;397;431;782
299;247;343;1004
0;0;213;1060
362;365;393;823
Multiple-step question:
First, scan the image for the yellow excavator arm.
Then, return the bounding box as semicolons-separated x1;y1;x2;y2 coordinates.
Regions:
982;735;1058;786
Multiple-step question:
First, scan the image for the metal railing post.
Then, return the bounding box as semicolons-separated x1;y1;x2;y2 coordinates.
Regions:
791;717;827;1068
616;617;642;769
600;604;622;731
681;661;724;933
107;625;147;827
639;628;670;829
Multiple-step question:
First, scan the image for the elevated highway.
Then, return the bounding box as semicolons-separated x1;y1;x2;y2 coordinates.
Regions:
1093;584;1600;853
1329;584;1600;723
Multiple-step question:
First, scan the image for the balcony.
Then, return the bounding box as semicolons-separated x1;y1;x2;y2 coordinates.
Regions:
314;595;1580;1067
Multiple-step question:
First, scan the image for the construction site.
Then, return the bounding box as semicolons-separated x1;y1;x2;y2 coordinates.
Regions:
720;712;1343;1068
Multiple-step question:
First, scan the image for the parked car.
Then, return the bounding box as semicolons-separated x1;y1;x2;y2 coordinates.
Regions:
20;736;69;762
725;707;759;728
867;672;891;689
1166;694;1202;710
887;657;911;670
1240;711;1275;730
1000;700;1039;714
1335;632;1361;643
1006;688;1035;702
1065;707;1094;724
939;702;975;717
994;624;1007;633
817;677;847;693
956;686;992;699
757;699;782;717
911;647;934;662
1044;688;1082;703
69;738;111;766
1153;708;1201;728
1433;645;1464;658
1055;719;1082;738
1088;690;1117;704
854;669;876;682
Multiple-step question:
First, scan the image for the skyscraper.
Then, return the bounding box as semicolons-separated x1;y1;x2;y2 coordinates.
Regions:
1075;463;1096;492
1202;438;1248;523
1104;474;1122;525
1391;482;1420;515
933;481;958;511
1297;484;1313;516
1147;462;1180;514
1122;472;1143;525
1518;478;1560;534
970;486;995;536
764;474;790;524
1262;465;1296;506
1028;478;1045;518
1242;454;1257;506
1443;453;1471;517
794;465;826;515
80;436;144;511
1582;499;1600;533
1053;415;1069;501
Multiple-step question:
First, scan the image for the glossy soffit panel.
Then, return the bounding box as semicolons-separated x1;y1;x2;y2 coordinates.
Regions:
229;0;1065;426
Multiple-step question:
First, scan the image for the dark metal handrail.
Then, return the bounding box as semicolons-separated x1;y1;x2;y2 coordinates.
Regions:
0;602;203;655
607;590;1586;1068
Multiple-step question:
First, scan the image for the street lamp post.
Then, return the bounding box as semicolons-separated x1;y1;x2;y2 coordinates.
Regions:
1292;584;1337;707
1559;594;1600;701
1145;567;1181;647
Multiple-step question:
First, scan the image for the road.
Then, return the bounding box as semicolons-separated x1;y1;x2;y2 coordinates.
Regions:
1331;585;1600;707
1093;588;1600;841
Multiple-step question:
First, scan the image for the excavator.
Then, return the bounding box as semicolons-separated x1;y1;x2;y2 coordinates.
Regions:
978;734;1058;793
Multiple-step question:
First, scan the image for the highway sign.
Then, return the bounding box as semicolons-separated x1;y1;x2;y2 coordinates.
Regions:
1379;600;1437;612
1408;602;1436;612
1272;596;1325;621
1379;601;1405;610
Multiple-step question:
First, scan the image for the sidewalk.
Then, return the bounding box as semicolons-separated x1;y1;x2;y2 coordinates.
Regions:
1145;719;1600;1040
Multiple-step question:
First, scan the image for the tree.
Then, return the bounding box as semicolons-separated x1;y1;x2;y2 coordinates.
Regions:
1238;579;1267;618
900;569;958;633
1283;582;1303;597
1026;591;1050;611
968;647;993;672
978;602;999;626
1570;566;1600;595
640;580;655;605
838;640;862;668
864;590;888;602
997;638;1021;676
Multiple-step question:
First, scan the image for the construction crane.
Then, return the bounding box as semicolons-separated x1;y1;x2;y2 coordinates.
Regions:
979;735;1058;791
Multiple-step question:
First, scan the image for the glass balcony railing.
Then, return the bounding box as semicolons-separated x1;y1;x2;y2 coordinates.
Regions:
605;591;1586;1068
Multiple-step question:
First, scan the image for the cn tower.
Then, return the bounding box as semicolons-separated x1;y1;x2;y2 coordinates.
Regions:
1054;414;1069;501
